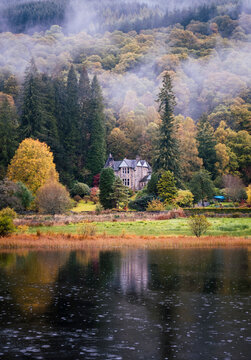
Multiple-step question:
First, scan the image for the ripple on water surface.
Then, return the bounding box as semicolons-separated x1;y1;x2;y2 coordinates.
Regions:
0;248;250;359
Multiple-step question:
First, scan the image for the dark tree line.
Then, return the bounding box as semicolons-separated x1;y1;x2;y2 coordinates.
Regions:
0;0;245;35
0;61;106;187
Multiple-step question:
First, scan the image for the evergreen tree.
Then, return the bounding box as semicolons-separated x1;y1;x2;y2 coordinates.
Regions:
78;66;91;165
0;99;18;179
146;172;159;196
53;77;72;185
196;114;217;177
153;73;180;179
19;59;46;140
189;170;215;206
86;75;106;184
99;168;115;209
111;177;129;208
64;65;81;179
157;170;178;204
40;74;60;161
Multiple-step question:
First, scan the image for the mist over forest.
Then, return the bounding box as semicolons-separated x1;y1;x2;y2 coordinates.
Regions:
0;0;250;187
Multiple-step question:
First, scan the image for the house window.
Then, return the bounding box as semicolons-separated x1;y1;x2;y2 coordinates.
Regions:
127;168;130;174
127;179;130;186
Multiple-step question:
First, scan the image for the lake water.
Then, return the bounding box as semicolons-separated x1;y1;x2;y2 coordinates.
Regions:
0;248;250;360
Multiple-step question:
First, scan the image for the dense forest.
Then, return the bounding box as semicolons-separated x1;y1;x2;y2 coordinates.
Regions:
0;0;250;189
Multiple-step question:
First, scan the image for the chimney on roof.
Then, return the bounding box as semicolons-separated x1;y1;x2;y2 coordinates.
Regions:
105;153;114;168
136;155;140;162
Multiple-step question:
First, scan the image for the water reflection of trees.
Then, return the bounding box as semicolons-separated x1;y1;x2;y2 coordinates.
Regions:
0;248;250;359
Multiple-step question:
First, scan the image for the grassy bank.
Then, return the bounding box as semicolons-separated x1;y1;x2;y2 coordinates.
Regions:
26;218;251;237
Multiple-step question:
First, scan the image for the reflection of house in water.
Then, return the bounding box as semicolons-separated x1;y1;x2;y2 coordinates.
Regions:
120;250;148;294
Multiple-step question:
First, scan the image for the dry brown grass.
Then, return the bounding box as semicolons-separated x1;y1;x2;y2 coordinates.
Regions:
0;233;250;250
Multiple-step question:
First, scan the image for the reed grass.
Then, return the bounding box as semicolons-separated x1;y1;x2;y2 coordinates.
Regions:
1;233;250;250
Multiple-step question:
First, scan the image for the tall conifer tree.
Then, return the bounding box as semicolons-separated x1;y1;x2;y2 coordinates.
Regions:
78;66;91;166
65;65;81;178
86;75;106;184
196;114;217;177
153;72;180;179
19;59;45;140
0;99;18;179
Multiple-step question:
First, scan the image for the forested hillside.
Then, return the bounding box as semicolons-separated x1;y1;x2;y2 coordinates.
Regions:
0;0;250;188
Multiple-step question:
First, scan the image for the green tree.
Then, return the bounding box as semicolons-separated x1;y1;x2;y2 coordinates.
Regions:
70;182;90;197
0;99;18;179
153;73;180;179
79;66;91;164
99;168;115;209
19;59;45;140
146;172;159;196
111;177;129;208
86;75;106;184
189;170;215;205
196;114;217;177
157;170;178;204
64;65;81;178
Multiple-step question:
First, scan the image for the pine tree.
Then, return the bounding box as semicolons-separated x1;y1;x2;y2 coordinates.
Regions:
196;114;217;177
19;59;46;140
0;99;18;179
78;66;91;165
86;75;106;184
64;65;81;179
111;177;129;208
157;170;178;204
53;77;70;184
153;73;180;179
40;74;60;161
99;168;115;209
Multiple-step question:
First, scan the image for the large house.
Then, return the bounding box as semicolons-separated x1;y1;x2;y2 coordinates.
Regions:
104;154;152;190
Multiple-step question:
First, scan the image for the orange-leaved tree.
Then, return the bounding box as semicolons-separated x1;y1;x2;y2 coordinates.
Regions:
7;138;58;194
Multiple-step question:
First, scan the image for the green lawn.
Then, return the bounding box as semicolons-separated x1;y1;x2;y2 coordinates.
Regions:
71;200;96;212
28;218;251;237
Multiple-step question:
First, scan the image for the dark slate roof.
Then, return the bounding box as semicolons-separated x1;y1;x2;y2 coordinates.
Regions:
140;174;151;183
104;155;151;171
113;161;122;171
120;159;137;168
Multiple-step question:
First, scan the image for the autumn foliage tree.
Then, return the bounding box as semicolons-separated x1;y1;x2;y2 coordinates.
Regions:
7;138;58;194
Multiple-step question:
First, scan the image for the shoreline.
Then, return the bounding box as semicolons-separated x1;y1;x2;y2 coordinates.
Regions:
1;233;250;251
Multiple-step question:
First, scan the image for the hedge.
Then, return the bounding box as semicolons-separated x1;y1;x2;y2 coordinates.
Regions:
184;208;251;217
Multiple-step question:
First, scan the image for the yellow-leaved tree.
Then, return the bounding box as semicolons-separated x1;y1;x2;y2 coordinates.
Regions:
7;138;58;194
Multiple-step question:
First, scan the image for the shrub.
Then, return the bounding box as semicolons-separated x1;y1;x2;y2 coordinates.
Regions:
0;215;16;237
17;225;29;233
129;195;154;211
0;207;17;219
135;187;148;199
71;182;90;197
174;190;194;208
0;208;16;237
79;223;97;238
0;178;22;211
95;203;104;215
73;195;82;202
188;215;211;237
36;181;72;214
146;199;165;212
90;187;100;204
15;182;34;210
